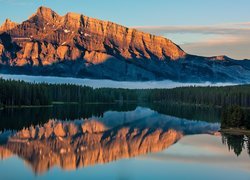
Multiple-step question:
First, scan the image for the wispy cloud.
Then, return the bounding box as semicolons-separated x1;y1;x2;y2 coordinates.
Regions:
133;22;250;35
133;22;250;59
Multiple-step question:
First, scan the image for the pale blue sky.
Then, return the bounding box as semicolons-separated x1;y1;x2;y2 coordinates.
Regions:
0;0;250;59
0;0;249;26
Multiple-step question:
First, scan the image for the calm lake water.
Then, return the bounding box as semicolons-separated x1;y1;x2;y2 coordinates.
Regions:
0;104;249;180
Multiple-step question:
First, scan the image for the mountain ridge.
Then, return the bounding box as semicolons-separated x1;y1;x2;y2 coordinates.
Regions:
0;19;18;32
0;6;250;82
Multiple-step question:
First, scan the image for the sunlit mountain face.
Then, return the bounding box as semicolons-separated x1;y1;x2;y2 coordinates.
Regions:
0;6;250;82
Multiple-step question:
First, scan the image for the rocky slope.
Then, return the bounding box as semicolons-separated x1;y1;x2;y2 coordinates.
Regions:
0;6;250;82
0;19;18;32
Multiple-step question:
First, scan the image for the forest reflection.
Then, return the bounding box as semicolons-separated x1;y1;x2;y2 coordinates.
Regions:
222;133;250;157
0;103;221;131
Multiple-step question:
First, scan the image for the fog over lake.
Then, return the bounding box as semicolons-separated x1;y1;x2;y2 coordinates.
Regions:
0;74;238;89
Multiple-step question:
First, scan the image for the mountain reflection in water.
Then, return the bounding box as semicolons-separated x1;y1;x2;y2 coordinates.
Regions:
0;106;220;174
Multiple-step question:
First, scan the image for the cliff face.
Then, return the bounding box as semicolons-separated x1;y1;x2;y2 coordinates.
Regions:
0;6;250;82
0;6;185;66
0;119;182;174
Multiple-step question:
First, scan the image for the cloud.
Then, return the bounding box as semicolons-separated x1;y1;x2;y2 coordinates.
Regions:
133;22;250;35
135;26;250;35
133;23;250;59
182;40;250;60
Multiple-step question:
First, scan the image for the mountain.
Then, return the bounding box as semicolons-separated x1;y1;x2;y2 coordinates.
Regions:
0;19;18;32
0;6;250;82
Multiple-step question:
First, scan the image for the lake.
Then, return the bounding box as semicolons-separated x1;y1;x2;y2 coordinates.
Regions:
0;103;249;180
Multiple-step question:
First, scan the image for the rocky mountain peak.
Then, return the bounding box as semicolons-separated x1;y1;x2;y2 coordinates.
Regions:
65;12;82;20
0;19;18;32
4;19;12;24
0;6;186;64
63;12;82;28
33;6;60;22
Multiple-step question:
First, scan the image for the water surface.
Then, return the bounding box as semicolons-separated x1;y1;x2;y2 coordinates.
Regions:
0;104;249;180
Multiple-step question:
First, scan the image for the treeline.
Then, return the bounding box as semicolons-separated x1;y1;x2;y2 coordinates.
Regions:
221;106;250;130
0;78;138;107
147;86;250;107
0;79;50;106
1;78;250;108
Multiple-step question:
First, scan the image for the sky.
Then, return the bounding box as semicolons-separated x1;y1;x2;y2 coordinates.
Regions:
0;0;249;59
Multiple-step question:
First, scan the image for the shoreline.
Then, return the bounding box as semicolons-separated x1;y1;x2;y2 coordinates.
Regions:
3;105;53;109
219;128;250;135
153;101;250;110
1;101;250;112
0;101;118;109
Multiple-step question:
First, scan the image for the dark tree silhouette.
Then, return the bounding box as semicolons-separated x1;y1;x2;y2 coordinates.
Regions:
221;106;250;130
1;78;250;108
222;134;248;157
